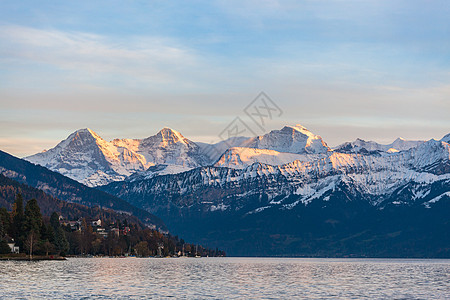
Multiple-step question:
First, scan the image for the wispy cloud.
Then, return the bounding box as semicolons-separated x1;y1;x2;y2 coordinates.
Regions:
0;25;197;85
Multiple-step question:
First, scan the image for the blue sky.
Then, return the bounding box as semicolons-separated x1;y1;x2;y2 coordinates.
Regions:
1;0;449;156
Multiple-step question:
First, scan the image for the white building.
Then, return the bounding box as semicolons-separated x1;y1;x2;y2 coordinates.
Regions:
7;243;19;254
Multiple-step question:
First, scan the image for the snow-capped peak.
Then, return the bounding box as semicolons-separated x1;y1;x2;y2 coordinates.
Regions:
246;124;330;154
70;128;100;139
24;125;447;191
141;127;194;149
156;127;187;145
25;127;214;187
24;128;151;187
42;128;102;154
287;124;314;135
52;128;109;152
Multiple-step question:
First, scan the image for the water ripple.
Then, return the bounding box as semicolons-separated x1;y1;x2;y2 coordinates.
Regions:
1;258;449;299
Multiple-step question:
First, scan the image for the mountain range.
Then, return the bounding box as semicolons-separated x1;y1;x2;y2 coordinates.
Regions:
12;124;450;256
24;124;346;186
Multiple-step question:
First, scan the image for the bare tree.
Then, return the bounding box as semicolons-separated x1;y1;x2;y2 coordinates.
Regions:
42;240;54;256
24;231;38;260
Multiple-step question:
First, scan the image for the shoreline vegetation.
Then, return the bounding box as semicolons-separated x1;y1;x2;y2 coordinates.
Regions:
0;254;219;260
1;194;225;259
0;253;66;260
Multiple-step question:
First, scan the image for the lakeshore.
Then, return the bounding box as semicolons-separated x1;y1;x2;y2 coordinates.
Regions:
0;254;66;261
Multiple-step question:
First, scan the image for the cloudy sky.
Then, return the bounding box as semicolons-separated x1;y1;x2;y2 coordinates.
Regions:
1;0;449;157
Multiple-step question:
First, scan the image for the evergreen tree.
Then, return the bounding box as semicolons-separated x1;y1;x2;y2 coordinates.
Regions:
54;227;69;256
50;212;60;230
11;193;25;242
0;239;11;254
0;207;10;238
48;212;68;255
40;222;51;241
23;198;42;239
0;220;3;240
46;224;55;244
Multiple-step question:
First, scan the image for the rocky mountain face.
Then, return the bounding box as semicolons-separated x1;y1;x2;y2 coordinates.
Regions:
25;127;208;187
102;138;450;214
25;128;146;187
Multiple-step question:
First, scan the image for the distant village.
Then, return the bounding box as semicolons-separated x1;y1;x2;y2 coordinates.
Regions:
62;216;130;239
1;195;225;259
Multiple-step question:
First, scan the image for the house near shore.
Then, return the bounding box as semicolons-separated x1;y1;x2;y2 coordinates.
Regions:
88;219;102;227
7;242;19;254
96;227;108;238
58;216;129;238
67;220;81;231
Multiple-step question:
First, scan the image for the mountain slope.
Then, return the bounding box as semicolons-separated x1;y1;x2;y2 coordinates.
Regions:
0;150;166;230
0;174;147;225
197;136;252;162
104;139;450;211
25;128;210;187
25;128;149;187
214;147;325;169
122;127;209;167
115;127;210;181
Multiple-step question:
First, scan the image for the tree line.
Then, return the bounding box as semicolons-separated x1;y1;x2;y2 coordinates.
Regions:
0;194;225;258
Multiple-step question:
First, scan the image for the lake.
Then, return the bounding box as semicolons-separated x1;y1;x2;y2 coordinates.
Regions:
1;257;449;299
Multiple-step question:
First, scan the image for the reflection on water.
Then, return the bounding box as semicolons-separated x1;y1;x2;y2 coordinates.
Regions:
1;257;449;299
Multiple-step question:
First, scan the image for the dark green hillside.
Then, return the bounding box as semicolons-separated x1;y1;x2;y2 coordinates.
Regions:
0;174;147;225
0;150;165;230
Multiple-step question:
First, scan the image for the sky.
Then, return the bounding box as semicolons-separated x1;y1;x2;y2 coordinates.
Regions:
1;0;449;157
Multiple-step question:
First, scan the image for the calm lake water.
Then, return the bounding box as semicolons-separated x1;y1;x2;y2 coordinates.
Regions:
1;257;449;299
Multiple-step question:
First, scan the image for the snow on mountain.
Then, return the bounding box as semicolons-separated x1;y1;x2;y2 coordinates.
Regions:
197;136;251;162
25;127;210;187
126;164;193;181
99;137;450;257
112;127;210;182
133;127;209;167
390;137;425;151
335;137;424;153
24;125;447;191
25;128;149;187
101;138;450;214
214;147;325;169
244;124;330;154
